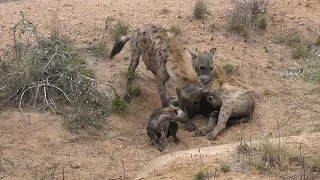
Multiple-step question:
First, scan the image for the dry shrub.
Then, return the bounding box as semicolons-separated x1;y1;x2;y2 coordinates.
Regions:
112;20;130;41
0;13;112;134
316;34;320;45
227;0;268;37
193;0;208;19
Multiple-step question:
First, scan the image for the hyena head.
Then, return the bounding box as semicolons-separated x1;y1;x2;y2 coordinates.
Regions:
150;106;187;125
188;48;217;85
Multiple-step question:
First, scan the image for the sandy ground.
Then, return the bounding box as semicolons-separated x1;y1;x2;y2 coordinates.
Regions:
0;0;320;179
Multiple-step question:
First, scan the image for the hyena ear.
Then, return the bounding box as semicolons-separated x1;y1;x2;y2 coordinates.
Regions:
172;108;184;117
209;47;217;57
188;49;199;62
207;96;213;103
172;109;178;116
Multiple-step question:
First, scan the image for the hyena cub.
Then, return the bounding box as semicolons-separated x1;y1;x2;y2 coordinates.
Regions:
110;24;203;108
147;106;186;152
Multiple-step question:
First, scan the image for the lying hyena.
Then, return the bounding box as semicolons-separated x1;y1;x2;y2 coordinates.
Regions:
190;50;255;140
110;24;203;108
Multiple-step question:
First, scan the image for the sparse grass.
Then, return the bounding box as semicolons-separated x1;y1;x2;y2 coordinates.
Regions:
194;169;207;180
277;31;302;46
193;0;208;19
307;155;320;172
314;72;320;83
252;140;296;172
292;43;309;59
111;95;128;113
227;0;268;37
0;12;111;134
121;69;141;80
89;36;109;58
315;34;320;45
159;8;170;15
112;20;130;41
222;63;236;74
280;68;320;84
237;142;252;154
133;87;142;97
258;14;267;30
220;163;230;172
209;23;216;33
169;24;183;36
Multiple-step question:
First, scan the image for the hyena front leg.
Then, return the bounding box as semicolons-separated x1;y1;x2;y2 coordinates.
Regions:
123;50;141;103
176;88;197;132
156;70;170;107
195;111;219;136
208;106;232;140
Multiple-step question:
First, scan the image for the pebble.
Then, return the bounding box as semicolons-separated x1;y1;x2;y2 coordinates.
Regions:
71;162;81;169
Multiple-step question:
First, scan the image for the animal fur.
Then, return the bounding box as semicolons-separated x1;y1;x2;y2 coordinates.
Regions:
110;24;203;107
147;106;186;152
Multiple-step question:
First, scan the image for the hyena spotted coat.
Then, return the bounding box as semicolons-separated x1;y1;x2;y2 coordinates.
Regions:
110;24;203;108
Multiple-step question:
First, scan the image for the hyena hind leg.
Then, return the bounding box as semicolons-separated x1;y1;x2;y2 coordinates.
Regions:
123;52;141;103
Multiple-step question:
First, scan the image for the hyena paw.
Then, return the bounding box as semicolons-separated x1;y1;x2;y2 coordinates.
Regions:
184;122;197;132
208;132;218;140
173;137;180;143
195;128;208;136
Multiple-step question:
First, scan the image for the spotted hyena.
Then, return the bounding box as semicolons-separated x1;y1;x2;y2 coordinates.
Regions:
109;24;203;108
147;106;186;152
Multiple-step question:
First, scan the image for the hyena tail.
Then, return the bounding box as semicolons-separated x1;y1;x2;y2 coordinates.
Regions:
109;35;132;59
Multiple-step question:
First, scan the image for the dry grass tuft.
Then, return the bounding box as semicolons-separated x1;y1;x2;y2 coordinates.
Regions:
0;12;113;134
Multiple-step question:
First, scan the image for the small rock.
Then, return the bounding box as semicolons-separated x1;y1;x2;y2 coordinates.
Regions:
71;163;81;169
176;15;182;18
229;8;233;11
263;89;278;95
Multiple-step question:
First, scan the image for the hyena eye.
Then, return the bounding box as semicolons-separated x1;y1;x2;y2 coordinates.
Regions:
210;67;213;70
200;66;205;70
172;109;178;116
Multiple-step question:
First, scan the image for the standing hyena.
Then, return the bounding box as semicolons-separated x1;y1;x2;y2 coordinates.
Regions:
109;24;203;108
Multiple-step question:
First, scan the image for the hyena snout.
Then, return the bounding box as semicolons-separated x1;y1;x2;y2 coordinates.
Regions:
198;74;212;84
180;84;204;102
172;107;186;120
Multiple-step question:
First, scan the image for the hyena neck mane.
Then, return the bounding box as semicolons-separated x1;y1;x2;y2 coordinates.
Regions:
165;32;201;89
213;66;249;93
